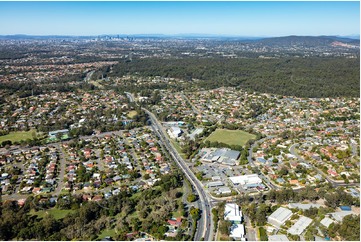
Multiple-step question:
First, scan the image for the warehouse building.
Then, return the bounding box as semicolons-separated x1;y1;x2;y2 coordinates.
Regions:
267;207;293;228
207;181;224;188
229;174;262;189
268;235;289;241
329;211;355;222
216;187;232;195
229;223;245;240
320;217;334;228
224;203;243;222
287;216;313;235
288;203;322;210
200;148;240;163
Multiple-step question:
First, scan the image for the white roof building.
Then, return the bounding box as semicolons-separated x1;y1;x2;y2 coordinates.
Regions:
287;216;313;235
229;174;262;187
229;223;245;240
207;181;224;188
288;203;322;210
320;217;334;228
268;235;290;241
329;211;355;222
168;127;182;139
224;203;243;222
267;207;293;228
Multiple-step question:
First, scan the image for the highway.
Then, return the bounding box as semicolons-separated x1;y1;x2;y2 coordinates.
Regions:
126;91;212;241
290;144;360;187
143;108;213;241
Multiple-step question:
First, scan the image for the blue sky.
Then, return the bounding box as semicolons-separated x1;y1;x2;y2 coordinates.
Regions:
0;1;359;36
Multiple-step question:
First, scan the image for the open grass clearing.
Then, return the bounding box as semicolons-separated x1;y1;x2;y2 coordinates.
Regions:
0;129;42;143
205;129;256;147
127;110;138;118
30;208;75;220
170;139;187;159
97;229;118;239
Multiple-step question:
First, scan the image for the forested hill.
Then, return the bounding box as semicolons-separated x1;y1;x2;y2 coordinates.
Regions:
109;57;360;98
256;35;360;47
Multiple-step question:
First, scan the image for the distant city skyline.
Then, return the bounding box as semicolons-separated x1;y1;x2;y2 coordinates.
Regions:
0;1;359;36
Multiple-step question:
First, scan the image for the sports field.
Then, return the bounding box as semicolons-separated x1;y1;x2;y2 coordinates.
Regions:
205;129;256;147
0;130;38;143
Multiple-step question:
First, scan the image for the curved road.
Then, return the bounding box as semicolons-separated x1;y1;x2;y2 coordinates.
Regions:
248;136;280;190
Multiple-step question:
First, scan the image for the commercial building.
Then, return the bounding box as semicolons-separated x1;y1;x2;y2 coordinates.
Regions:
199;148;240;163
229;223;245;240
224;203;243;222
320;217;334;228
229;174;262;189
216;187;232;195
267;207;293;228
167;127;182;139
288;203;322;210
329;211;355;222
207;181;224;188
268;235;289;241
287;216;313;235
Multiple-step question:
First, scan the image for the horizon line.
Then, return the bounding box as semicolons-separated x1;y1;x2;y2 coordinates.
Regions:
0;33;360;38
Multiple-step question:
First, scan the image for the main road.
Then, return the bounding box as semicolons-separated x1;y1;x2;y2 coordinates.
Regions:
143;108;213;241
125;91;212;240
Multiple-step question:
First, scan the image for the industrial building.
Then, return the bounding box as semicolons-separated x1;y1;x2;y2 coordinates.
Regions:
224;203;243;222
287;216;313;235
167;126;183;139
207;181;224;188
229;174;262;189
216;187;232;195
199;148;240;164
267;207;293;228
329;211;355;222
320;217;334;228
268;235;289;241
229;223;245;240
288;203;322;210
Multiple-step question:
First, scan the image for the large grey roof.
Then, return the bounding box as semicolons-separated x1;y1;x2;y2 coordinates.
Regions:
287;216;313;235
268;207;293;225
268;235;289;241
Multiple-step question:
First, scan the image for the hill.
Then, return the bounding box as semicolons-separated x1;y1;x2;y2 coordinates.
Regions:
256;35;359;47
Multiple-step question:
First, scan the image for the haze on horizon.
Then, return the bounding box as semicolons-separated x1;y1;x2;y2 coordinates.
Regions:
0;1;359;37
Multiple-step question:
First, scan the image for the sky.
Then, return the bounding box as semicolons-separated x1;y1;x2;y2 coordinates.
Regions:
0;1;359;37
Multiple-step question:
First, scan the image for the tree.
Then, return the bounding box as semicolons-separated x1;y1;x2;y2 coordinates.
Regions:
190;206;201;221
219;220;232;235
187;194;197;203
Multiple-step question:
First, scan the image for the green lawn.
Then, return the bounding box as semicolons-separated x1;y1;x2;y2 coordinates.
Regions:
258;226;268;241
30;208;75;220
170;139;187;159
127;110;138;119
0;129;39;143
205;129;256;147
97;229;118;239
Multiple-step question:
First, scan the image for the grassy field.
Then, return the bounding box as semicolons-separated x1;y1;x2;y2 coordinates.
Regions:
127;110;138;118
205;129;256;147
0;129;39;143
30;208;75;220
97;229;118;239
170;139;187;159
